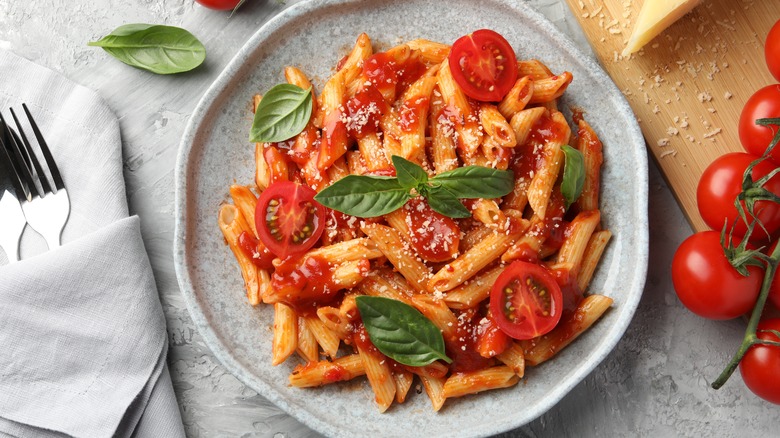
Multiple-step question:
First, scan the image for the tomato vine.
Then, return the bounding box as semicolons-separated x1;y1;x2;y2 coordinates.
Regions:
713;117;780;389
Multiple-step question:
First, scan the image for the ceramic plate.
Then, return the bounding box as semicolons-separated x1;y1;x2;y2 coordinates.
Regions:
174;0;649;436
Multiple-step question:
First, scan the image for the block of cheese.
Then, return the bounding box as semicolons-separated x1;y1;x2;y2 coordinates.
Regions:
622;0;703;56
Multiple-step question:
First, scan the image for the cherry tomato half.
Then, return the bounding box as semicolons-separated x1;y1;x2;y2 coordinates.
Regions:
740;318;780;404
448;29;518;102
255;181;326;259
697;152;780;242
739;85;780;163
671;231;762;320
489;261;563;340
766;20;780;82
195;0;242;10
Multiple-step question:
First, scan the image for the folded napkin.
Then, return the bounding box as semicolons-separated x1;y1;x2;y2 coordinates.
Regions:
0;49;184;437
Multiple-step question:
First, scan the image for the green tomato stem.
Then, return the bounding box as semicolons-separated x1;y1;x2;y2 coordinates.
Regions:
711;244;780;389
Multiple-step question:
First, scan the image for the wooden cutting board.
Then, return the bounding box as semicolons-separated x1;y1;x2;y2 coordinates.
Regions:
564;0;779;232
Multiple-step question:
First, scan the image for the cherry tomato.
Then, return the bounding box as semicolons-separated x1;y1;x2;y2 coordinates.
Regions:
195;0;242;10
237;231;275;270
255;181;326;259
671;231;762;320
403;198;460;263
489;261;563;340
739;85;780;162
740;318;780;404
766;20;780;82
448;29;518;102
697;152;780;241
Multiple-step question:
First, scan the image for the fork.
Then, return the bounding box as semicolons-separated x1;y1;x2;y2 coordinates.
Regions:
0;119;28;262
2;104;70;249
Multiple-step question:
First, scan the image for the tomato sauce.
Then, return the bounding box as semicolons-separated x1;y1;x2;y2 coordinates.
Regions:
237;231;275;270
318;110;349;170
526;111;567;146
446;309;495;373
404;198;460;262
344;87;388;139
362;51;427;101
549;265;584;316
271;255;342;313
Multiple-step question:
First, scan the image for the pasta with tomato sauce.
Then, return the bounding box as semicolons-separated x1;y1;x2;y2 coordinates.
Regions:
219;30;614;412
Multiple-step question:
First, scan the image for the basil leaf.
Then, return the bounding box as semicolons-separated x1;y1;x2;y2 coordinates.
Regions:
431;166;514;199
356;296;451;367
250;84;313;143
427;186;471;218
314;175;411;217
561;145;585;209
88;24;205;74
392;155;428;189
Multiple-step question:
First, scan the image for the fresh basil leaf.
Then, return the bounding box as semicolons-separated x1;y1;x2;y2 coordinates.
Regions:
88;24;206;74
427;186;471;218
431;166;514;199
356;296;451;367
392;155;428;189
561;145;585;209
250;84;313;143
314;175;411;217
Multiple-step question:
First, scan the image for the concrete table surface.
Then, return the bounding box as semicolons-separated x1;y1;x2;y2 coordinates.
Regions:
1;0;777;436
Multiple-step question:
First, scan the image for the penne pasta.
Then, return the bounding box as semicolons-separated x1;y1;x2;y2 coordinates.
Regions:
289;355;366;387
442;366;519;399
272;303;298;366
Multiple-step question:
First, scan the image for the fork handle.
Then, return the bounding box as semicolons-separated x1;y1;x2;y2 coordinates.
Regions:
41;230;61;249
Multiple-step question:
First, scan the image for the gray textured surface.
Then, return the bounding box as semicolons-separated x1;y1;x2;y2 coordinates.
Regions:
1;0;777;437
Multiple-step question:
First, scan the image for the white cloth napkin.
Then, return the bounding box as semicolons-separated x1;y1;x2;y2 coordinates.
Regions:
0;49;185;438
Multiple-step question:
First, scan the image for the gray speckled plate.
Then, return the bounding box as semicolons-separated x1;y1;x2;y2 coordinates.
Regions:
173;1;649;436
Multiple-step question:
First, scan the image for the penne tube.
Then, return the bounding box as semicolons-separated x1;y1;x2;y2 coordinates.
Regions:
317;306;351;340
578;230;612;292
361;223;431;292
517;59;553;80
255;142;270;190
406;39;450;64
340;33;373;90
498;76;533;120
574;117;604;212
496;342;525;378
304;314;341;359
528;71;573;104
509;106;546;148
306;238;383;262
358;132;391;171
393;370;415;403
289;355;366;387
420;375;447;412
358;271;416;306
429;86;459;174
522;294;613;366
556;210;601;272
429;225;525;292
383;209;411;242
436;62;482;153
479;104;516;148
229;185;258;238
357;343;397;413
347;149;369;175
444;265;504;309
218;204;260;306
272;303;298;366
318;69;350;170
470;198;506;228
399;76;437;162
442;366;519;399
527;112;570;219
297;316;319;363
410;294;458;341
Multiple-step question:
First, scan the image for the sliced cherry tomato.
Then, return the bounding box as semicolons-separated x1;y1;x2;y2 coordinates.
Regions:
195;0;242;10
671;231;762;320
403;198;460;263
255;181;326;259
489;261;563;340
766;20;780;82
739;85;780;163
697;152;780;242
448;29;518;102
740;318;780;404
